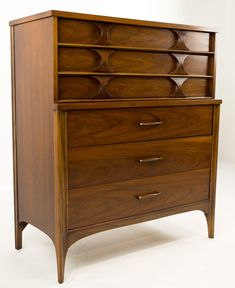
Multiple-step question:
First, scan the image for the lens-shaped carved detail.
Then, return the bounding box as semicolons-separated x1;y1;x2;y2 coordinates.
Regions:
91;76;189;99
58;75;208;100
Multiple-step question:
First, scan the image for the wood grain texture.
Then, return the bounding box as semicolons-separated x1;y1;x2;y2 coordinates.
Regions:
58;47;209;75
57;18;212;49
53;17;59;102
185;31;210;52
58;43;215;56
68;136;212;189
10;26;28;249
55;98;222;110
58;72;212;77
58;75;210;100
68;200;210;247
10;10;218;33
13;18;55;241
209;33;217;97
56;17;215;101
11;24;19;246
54;111;68;283
205;104;220;238
58;47;101;72
67;106;213;148
68;169;210;229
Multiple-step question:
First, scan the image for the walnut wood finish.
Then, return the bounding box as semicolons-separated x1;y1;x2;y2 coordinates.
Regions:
55;98;222;110
58;47;209;75
68;136;212;189
58;43;214;55
10;11;221;283
206;104;220;238
68;200;210;247
58;75;210;100
11;18;55;243
58;19;211;51
68;169;210;229
55;15;215;101
10;10;217;32
67;106;212;148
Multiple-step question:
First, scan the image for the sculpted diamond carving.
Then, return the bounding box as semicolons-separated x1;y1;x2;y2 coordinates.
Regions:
171;30;189;51
93;23;113;45
170;77;188;97
91;49;114;72
91;76;113;98
171;53;189;75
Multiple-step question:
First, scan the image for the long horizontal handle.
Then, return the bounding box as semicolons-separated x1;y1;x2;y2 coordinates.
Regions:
136;192;161;200
139;121;163;126
138;157;163;163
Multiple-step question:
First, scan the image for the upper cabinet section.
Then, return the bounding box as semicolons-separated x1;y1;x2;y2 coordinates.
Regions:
56;16;216;101
58;19;212;53
10;11;217;102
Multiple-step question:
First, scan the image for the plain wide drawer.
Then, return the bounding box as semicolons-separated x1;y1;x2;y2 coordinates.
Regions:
67;106;213;148
68;136;212;189
68;169;210;229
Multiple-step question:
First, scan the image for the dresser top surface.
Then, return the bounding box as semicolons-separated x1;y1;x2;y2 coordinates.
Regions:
9;10;217;32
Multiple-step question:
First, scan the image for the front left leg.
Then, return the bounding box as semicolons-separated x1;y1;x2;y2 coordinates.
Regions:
15;221;28;250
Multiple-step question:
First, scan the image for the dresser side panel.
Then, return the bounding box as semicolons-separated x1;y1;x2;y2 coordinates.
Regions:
13;17;55;240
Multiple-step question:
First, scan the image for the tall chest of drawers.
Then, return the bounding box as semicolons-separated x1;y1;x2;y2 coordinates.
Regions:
10;10;221;283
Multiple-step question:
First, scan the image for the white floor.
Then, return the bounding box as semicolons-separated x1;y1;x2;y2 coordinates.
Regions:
0;161;235;287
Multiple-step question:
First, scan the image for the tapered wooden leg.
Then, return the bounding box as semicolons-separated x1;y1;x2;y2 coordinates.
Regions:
205;104;220;239
55;244;68;284
15;221;28;250
204;212;215;239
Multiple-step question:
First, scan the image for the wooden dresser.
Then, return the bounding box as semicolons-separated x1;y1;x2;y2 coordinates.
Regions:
10;10;221;283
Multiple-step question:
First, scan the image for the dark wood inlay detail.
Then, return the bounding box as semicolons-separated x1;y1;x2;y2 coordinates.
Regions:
91;49;114;72
91;75;114;98
93;22;113;45
170;77;188;97
171;54;188;75
171;30;189;51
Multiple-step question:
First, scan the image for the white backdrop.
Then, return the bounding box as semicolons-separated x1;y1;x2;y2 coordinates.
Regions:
0;0;232;195
1;2;235;287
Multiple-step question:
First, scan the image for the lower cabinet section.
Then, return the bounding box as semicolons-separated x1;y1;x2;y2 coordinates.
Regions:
68;169;210;230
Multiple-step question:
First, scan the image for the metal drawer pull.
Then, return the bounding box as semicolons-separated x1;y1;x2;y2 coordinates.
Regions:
138;156;163;163
139;121;163;126
136;192;161;200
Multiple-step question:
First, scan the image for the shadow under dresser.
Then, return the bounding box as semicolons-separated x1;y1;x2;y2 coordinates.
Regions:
10;10;221;283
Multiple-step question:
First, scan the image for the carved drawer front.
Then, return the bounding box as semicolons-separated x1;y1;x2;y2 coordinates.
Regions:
68;169;210;229
58;19;211;52
67;106;213;148
58;47;210;75
68;136;212;189
58;75;210;100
